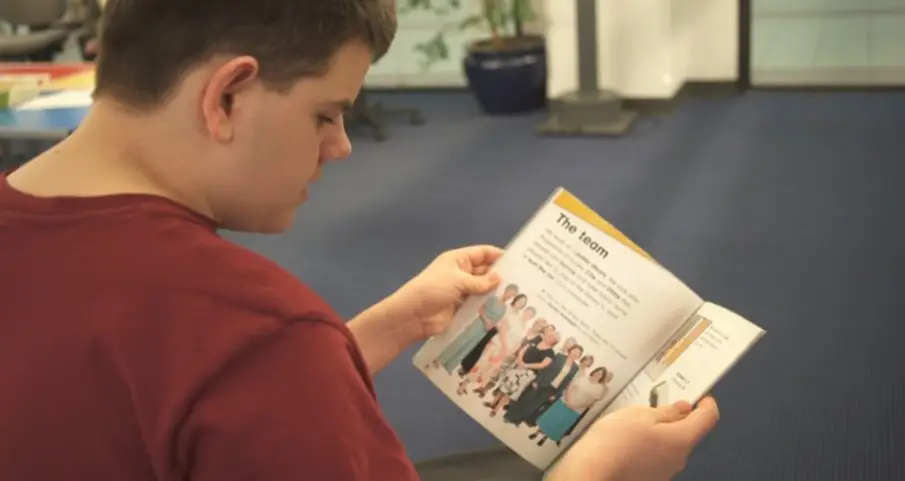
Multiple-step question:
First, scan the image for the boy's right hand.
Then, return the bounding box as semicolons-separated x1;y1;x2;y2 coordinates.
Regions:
548;396;720;481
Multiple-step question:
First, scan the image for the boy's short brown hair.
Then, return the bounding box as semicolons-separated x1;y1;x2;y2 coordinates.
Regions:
94;0;396;110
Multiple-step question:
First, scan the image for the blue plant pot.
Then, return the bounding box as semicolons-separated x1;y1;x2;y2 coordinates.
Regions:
463;35;547;115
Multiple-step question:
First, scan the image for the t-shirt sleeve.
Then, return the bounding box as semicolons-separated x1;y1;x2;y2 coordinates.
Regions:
177;317;415;481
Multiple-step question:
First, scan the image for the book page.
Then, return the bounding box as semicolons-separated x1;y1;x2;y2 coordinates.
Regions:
412;188;703;470
600;302;765;415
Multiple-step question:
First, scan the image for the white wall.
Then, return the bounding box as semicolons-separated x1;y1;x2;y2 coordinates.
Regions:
367;0;738;95
546;0;739;99
680;0;740;82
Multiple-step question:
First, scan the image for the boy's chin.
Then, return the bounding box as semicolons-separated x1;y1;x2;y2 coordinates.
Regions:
222;206;299;234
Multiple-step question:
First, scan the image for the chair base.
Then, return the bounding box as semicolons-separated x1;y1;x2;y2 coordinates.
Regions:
0;38;67;63
77;34;97;61
346;91;425;142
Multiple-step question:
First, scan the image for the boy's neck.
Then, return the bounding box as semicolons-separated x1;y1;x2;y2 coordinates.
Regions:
6;101;210;216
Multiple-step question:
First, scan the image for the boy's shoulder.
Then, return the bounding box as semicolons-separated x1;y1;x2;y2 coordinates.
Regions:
131;200;337;322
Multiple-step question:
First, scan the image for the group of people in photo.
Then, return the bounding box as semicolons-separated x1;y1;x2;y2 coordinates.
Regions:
426;281;615;447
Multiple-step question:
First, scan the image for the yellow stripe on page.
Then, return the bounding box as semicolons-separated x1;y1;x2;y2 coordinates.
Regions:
552;189;655;262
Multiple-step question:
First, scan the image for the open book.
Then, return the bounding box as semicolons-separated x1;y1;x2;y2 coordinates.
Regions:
412;187;765;473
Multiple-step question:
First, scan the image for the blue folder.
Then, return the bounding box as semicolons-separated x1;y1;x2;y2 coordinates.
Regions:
0;106;88;139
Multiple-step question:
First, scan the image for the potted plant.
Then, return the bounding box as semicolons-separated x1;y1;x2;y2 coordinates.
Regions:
402;0;547;115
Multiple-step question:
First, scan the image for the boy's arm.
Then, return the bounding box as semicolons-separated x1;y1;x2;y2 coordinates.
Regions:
178;318;414;481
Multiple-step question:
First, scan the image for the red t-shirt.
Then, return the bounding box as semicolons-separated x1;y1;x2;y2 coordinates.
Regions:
0;173;419;481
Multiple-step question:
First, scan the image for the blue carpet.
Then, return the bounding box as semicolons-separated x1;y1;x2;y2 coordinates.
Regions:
226;90;905;480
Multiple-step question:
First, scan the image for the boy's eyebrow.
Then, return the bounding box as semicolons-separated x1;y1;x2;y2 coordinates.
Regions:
322;99;353;111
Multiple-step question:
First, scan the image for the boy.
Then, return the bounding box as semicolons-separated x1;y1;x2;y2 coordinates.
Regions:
0;1;719;480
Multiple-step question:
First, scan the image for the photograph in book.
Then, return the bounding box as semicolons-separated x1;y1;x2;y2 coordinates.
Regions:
412;188;709;470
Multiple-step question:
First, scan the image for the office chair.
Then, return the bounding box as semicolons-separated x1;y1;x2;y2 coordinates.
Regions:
0;0;71;62
346;89;425;142
75;0;103;61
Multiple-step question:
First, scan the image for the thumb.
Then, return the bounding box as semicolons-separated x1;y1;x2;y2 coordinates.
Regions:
459;271;502;295
652;400;693;423
669;396;720;445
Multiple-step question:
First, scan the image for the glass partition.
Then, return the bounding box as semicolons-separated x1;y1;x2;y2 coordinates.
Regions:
366;3;490;88
751;0;905;86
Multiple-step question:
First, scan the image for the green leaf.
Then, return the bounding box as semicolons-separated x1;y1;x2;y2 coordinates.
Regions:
457;14;485;31
402;0;431;10
515;0;535;20
413;32;452;71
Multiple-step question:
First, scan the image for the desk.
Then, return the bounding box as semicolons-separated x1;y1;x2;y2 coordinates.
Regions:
0;64;94;166
0;105;88;168
0;63;95;88
0;106;87;139
0;63;94;139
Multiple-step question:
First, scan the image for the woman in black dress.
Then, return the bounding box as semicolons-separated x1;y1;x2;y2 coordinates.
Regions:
487;325;558;417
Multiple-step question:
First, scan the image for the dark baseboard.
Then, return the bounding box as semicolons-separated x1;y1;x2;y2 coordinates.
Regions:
413;445;509;470
622;80;742;115
364;85;469;94
750;85;905;93
413;446;543;481
362;80;742;116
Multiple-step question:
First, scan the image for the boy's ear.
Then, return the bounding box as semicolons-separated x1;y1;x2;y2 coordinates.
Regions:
200;56;260;142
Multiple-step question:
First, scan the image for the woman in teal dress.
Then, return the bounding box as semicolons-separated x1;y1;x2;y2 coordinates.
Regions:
435;284;518;374
531;366;608;446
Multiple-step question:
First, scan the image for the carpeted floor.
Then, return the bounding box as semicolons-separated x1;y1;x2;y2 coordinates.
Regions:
228;89;905;481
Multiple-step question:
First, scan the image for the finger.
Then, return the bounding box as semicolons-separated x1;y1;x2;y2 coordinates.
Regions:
670;396;720;445
472;265;491;276
455;245;505;268
652;400;693;423
458;270;502;295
